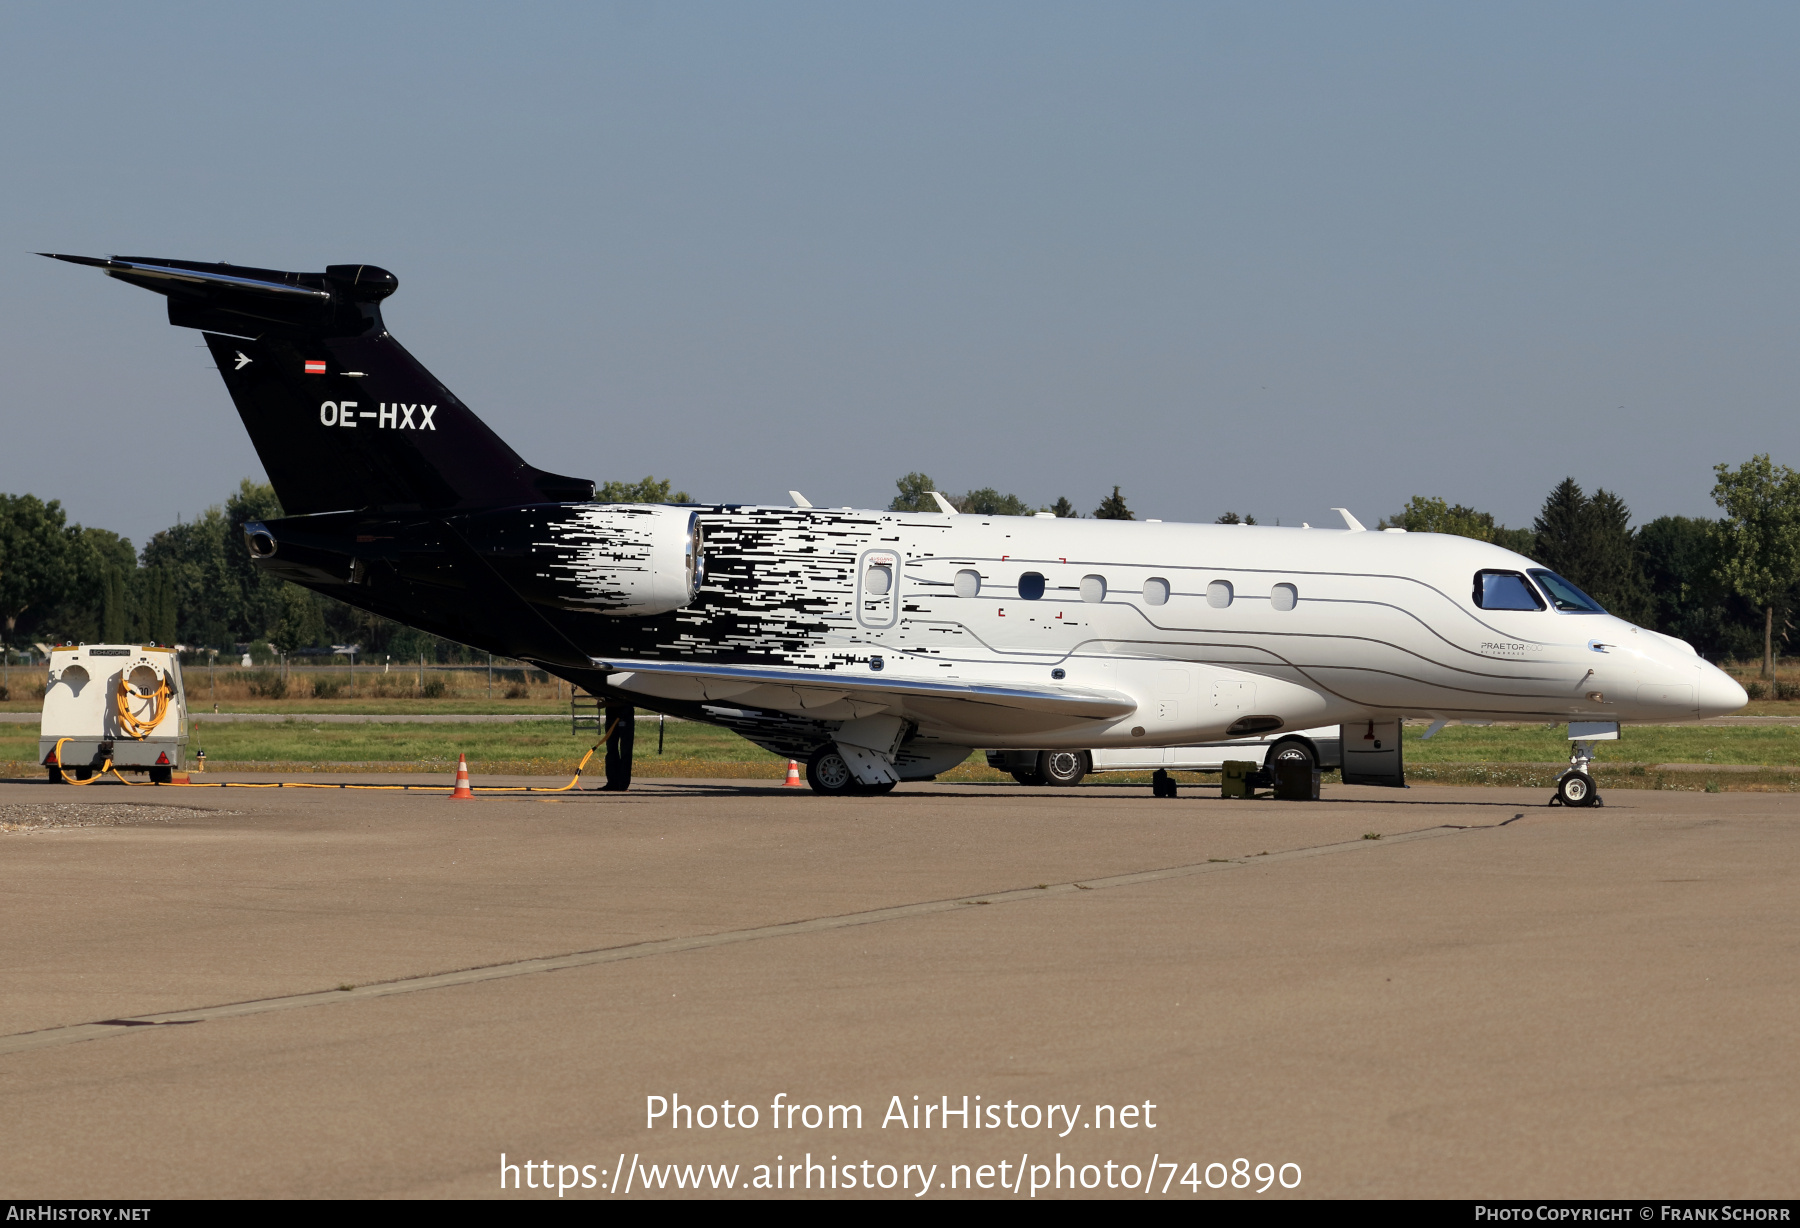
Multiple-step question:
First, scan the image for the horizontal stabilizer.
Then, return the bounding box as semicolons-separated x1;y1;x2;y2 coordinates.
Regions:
47;253;594;515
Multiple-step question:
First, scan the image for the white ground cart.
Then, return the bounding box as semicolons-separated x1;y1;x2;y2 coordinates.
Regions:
39;645;189;783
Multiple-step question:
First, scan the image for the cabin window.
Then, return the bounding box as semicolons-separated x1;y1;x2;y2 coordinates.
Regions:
1530;569;1606;614
953;568;981;598
863;563;893;597
1206;580;1233;609
1474;570;1544;611
1143;577;1170;606
1019;572;1046;600
1080;575;1107;603
1271;583;1297;611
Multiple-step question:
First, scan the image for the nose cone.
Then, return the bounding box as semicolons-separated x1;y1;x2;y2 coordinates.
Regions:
1696;663;1749;717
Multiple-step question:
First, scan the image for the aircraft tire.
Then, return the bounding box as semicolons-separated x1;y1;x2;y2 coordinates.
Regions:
1037;750;1088;787
807;746;859;796
1266;739;1316;772
1556;772;1597;807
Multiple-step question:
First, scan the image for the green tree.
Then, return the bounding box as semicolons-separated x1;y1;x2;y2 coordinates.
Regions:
1532;478;1591;579
274;584;330;651
1093;487;1133;521
0;493;77;650
1215;511;1257;525
92;530;135;642
957;488;1032;516
140;508;237;648
1393;496;1499;540
1049;496;1079;518
889;473;939;512
133;564;178;646
1493;525;1538;555
44;526;135;644
1636;515;1758;659
1580;489;1651;623
1712;455;1800;679
891;474;1038;515
1527;479;1650;621
596;476;692;504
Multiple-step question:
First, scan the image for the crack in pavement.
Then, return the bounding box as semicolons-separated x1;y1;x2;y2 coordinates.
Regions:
0;822;1480;1057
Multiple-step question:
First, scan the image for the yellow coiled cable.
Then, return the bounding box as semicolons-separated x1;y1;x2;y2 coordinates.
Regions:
114;674;171;739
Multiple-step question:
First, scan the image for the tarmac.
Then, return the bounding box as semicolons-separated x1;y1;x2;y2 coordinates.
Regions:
0;774;1794;1200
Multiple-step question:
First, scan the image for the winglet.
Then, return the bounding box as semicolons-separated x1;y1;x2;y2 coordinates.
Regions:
929;491;958;514
1333;508;1367;532
788;491;813;508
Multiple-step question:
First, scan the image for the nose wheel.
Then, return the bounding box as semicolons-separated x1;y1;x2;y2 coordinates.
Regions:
1550;739;1604;807
1552;770;1602;807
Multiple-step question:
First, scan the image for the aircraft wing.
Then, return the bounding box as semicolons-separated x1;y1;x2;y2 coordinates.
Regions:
595;658;1136;734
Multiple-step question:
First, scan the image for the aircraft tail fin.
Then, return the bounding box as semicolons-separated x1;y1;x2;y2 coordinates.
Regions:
43;254;594;516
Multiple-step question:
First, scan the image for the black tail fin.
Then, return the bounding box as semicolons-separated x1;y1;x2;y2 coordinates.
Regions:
44;254;594;515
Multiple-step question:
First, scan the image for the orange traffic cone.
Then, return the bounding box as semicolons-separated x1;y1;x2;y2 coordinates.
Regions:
450;753;475;800
783;759;802;787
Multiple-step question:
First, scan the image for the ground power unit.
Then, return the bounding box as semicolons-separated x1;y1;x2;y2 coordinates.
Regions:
39;645;189;782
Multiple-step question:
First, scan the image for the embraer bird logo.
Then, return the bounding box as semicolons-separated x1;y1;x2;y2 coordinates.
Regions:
234;351;252;370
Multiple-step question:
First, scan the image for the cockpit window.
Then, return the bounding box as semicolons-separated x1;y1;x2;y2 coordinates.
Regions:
1474;570;1544;611
1529;569;1607;614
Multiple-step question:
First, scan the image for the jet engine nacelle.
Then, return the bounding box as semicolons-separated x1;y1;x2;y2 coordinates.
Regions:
541;504;704;617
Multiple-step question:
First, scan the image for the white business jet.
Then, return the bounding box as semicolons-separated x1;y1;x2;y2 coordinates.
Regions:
52;253;1747;805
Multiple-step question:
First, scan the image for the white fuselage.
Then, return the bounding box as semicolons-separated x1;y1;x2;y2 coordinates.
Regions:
760;513;1745;750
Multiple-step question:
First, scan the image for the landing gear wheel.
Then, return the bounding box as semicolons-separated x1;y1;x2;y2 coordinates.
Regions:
1267;740;1316;773
1010;769;1046;786
1038;750;1088;787
806;746;859;796
1555;772;1598;808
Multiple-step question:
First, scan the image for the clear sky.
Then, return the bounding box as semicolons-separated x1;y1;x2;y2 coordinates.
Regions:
3;2;1795;548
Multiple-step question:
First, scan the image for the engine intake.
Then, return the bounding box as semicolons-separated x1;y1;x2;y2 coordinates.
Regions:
539;504;704;617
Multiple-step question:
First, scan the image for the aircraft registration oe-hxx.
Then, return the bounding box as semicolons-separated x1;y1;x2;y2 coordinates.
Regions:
48;254;1749;806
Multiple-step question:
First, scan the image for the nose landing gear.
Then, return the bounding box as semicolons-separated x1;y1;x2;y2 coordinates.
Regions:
1551;740;1604;808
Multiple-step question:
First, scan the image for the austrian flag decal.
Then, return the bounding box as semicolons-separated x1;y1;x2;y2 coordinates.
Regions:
303;360;326;375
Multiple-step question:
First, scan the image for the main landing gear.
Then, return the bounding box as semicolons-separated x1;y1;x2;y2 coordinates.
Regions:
1551;739;1604;808
602;702;635;791
806;746;896;796
1011;750;1089;787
